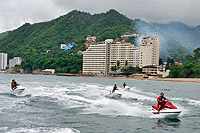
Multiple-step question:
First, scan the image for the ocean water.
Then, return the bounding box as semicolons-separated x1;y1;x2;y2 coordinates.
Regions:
0;73;199;133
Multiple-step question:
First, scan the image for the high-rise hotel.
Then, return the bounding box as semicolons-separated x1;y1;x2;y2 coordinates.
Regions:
0;53;8;71
83;35;160;75
140;34;160;67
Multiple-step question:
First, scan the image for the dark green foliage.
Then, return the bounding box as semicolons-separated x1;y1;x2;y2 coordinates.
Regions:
0;9;133;73
0;31;8;40
121;66;142;76
168;48;200;78
125;36;136;44
21;54;83;73
111;66;117;71
159;58;164;65
0;9;196;74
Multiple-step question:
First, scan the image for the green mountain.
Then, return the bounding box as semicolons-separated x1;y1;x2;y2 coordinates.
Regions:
0;9;133;73
0;9;133;58
168;48;200;78
0;31;8;40
0;9;196;73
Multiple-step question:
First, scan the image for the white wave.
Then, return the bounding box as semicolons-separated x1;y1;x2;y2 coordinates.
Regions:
82;97;149;117
2;127;80;133
8;81;193;119
120;89;156;102
171;97;200;106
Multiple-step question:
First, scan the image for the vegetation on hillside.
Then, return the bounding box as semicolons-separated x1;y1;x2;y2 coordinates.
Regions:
0;9;197;76
0;9;133;73
168;48;200;78
0;31;8;40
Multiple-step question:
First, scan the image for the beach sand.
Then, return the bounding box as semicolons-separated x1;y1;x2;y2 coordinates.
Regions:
78;75;200;83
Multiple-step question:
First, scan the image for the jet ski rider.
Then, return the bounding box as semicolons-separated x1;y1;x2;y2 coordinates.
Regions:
123;82;126;88
157;92;168;112
11;79;20;91
112;84;118;93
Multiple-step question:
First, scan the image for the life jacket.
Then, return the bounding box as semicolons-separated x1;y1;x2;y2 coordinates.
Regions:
157;96;168;105
112;86;118;92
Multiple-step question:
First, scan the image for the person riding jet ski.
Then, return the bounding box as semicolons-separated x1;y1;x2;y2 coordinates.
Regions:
11;79;20;91
123;82;126;88
157;92;168;112
112;84;119;93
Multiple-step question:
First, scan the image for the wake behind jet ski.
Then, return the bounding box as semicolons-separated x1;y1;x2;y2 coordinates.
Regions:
151;92;181;118
12;85;25;95
107;90;122;98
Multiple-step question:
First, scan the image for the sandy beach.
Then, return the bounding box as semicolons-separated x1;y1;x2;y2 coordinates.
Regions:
77;75;200;83
147;78;200;83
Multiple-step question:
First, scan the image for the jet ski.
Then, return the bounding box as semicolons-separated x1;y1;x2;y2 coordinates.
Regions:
123;86;130;91
106;90;122;99
151;101;181;118
12;86;25;95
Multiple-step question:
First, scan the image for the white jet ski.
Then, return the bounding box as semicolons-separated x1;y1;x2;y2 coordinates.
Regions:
12;86;25;95
151;101;181;118
106;90;122;99
123;86;130;91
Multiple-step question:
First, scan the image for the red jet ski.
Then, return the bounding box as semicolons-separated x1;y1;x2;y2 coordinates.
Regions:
151;101;181;118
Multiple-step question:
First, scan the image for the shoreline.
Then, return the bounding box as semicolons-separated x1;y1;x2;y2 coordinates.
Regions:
76;75;200;83
1;72;200;83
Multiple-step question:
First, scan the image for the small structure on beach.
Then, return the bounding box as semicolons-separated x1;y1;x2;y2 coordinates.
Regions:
42;69;55;74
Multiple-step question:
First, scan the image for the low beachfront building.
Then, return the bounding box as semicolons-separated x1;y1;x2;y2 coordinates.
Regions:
42;69;55;74
142;65;170;77
9;57;22;68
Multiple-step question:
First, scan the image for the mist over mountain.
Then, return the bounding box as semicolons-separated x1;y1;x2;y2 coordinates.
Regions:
133;19;192;61
153;22;200;50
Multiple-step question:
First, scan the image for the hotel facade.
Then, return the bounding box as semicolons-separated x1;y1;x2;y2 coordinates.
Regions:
83;35;160;75
140;34;160;67
9;57;22;68
0;53;8;71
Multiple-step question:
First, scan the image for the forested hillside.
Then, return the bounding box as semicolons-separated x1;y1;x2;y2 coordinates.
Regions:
0;31;8;40
168;48;200;78
0;9;197;74
0;9;133;73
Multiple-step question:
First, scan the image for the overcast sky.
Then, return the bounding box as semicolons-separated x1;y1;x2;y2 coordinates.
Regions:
0;0;199;33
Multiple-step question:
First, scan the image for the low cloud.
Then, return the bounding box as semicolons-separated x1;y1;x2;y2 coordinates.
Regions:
0;0;200;33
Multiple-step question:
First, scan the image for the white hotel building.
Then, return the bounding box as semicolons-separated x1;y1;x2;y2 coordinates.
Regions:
9;57;22;68
0;53;8;71
83;39;140;75
83;35;160;75
140;34;160;67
